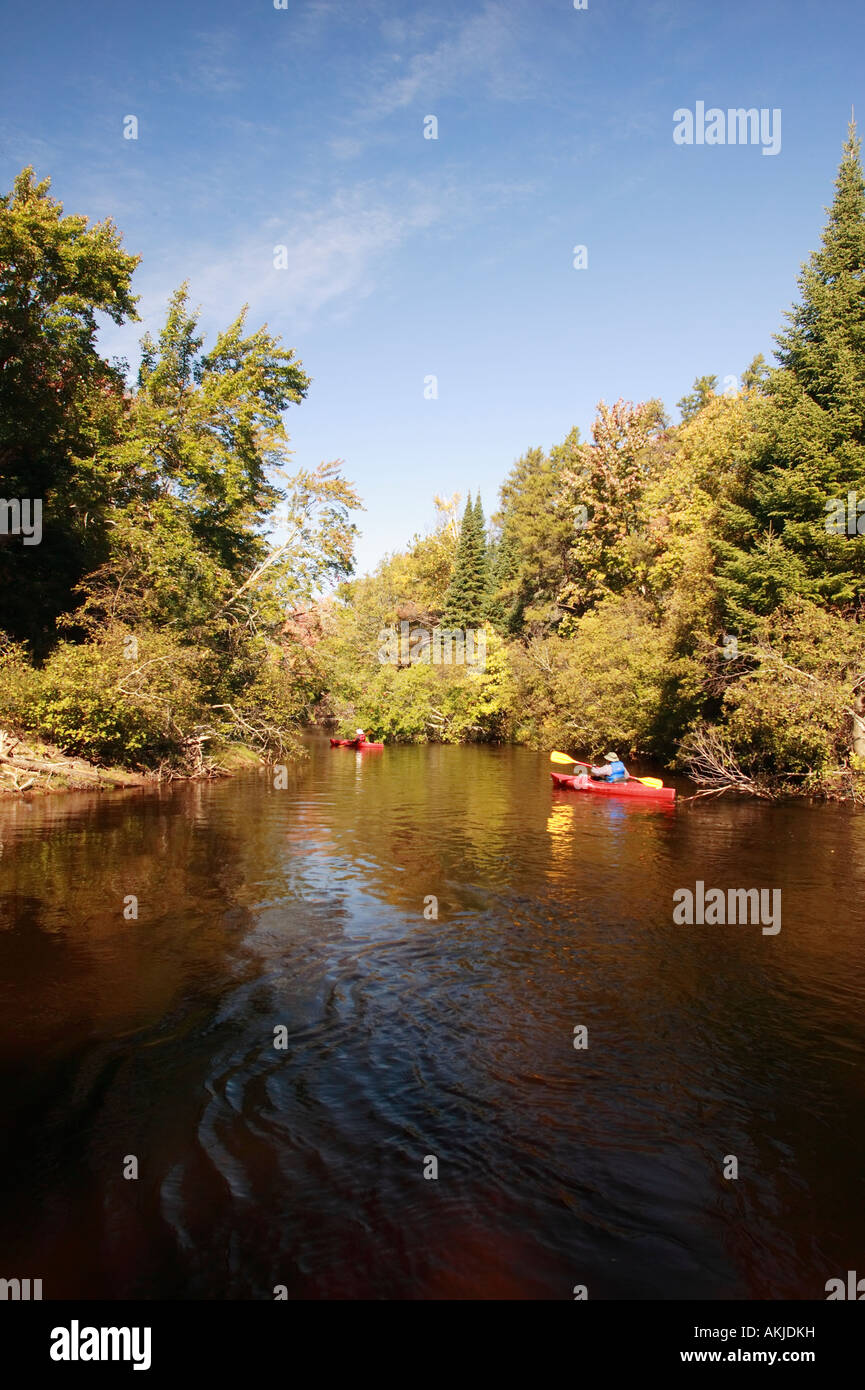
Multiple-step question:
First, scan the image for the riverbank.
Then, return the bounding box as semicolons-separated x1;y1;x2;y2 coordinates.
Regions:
0;728;264;797
4;721;863;804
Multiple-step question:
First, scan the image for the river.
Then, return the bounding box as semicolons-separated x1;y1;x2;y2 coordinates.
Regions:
1;739;863;1299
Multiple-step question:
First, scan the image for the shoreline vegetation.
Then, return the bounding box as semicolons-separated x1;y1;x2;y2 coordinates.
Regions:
3;127;865;804
0;728;263;797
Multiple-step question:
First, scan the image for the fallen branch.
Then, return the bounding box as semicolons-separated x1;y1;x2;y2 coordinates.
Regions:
679;724;775;799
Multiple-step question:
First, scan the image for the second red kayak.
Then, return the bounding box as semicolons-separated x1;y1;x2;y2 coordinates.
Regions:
551;770;675;802
330;737;384;750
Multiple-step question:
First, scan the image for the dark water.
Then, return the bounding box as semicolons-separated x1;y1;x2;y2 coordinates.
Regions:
1;739;864;1300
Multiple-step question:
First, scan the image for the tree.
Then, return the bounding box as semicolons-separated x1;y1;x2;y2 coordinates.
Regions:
0;167;140;652
485;525;520;632
472;491;490;610
677;374;718;423
558;399;667;615
714;125;865;630
72;286;348;633
63;290;360;761
742;353;770;392
775;120;865;440
488;431;580;631
442;492;488;626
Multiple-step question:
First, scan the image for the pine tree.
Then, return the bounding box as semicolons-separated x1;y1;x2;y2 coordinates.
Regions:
472;492;490;613
775;119;865;439
442;492;487;626
485;526;520;631
677;375;718;423
715;123;865;629
741;353;770;392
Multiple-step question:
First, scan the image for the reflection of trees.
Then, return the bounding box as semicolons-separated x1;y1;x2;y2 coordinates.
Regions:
1;745;862;1298
0;783;256;1060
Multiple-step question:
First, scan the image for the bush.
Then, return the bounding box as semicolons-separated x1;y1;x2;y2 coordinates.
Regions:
30;625;204;766
510;595;703;756
334;628;514;744
0;637;41;732
718;603;865;778
219;646;319;759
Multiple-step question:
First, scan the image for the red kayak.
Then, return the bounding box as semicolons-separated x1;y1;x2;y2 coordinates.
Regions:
330;737;384;750
551;770;675;803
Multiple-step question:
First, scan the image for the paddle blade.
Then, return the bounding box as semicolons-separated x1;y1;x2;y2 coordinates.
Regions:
550;750;577;765
635;776;663;789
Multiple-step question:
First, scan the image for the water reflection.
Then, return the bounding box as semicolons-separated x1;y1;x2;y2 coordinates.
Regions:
0;741;863;1299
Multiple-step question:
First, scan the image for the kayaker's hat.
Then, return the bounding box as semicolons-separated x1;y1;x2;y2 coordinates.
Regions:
605;752;618;762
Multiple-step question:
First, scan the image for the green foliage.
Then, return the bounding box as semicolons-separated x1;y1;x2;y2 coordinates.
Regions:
711;126;865;633
558;399;667;617
488;433;579;632
7;128;865;797
509;596;703;754
719;603;865;778
741;353;770;392
677;374;718;423
0;637;41;731
0;168;361;773
442;492;488;626
0;168;140;653
342;630;512;744
29;626;204;766
775;122;865;438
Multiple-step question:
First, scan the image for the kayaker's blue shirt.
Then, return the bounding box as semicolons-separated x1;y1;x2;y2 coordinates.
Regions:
607;760;627;781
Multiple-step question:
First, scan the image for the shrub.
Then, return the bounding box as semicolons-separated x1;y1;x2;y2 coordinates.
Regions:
510;595;703;756
0;637;41;733
718;603;865;778
30;625;204;766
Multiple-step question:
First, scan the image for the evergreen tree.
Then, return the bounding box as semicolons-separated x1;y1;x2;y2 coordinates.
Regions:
677;375;718;423
715;124;865;629
484;528;517;631
472;492;490;611
775;120;865;439
741;353;770;392
442;492;487;626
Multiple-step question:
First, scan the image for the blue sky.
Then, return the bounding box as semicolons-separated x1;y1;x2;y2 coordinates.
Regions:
2;0;863;575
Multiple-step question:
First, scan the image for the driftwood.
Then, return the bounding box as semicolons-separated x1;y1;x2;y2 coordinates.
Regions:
679;725;775;800
0;731;103;780
0;751;103;779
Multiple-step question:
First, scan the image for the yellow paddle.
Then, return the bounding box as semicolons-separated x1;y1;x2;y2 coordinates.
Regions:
550;750;664;790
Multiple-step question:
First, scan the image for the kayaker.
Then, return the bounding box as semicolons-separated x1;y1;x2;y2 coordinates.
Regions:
590;752;629;783
355;728;367;745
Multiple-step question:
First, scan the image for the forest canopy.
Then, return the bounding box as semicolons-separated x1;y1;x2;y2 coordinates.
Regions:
0;168;360;777
2;126;865;798
316;125;865;797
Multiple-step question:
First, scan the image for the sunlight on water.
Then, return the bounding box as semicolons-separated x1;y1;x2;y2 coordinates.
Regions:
1;739;863;1298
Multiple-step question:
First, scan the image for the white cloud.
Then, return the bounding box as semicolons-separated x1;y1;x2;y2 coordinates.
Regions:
362;0;538;118
96;169;535;371
173;30;245;95
95;176;455;365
